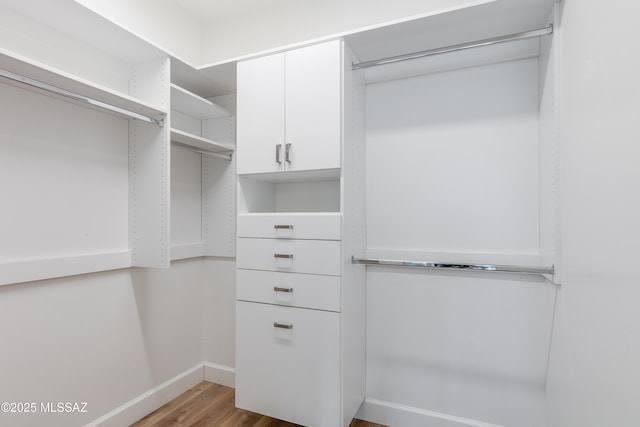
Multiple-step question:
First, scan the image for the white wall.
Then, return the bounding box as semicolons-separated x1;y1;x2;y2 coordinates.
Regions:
73;0;204;66
358;47;557;427
201;0;484;64
545;1;640;426
0;68;228;426
366;57;540;257
5;2;640;427
0;84;129;261
0;261;205;427
73;0;489;66
202;258;237;387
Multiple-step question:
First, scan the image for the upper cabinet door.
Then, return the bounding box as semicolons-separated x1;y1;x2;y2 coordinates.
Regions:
285;40;342;172
237;40;342;175
237;52;286;175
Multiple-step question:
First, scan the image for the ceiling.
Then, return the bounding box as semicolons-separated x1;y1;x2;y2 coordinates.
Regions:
174;0;554;29
174;0;555;95
174;0;295;23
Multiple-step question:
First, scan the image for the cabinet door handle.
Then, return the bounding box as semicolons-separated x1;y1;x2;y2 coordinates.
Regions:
274;287;294;293
274;253;294;259
274;224;294;230
285;143;291;163
273;322;293;329
276;144;282;164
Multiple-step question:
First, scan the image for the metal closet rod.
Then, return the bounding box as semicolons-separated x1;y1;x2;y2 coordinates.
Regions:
352;25;553;70
351;257;554;276
171;141;233;161
0;68;165;126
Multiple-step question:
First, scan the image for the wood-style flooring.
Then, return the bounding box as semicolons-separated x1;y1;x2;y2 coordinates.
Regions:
130;381;388;427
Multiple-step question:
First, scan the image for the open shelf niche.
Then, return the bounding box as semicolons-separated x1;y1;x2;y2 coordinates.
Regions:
169;62;237;261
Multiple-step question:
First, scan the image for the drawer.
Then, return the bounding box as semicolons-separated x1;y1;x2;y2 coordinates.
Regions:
237;238;341;276
236;301;340;427
237;213;341;240
237;269;340;312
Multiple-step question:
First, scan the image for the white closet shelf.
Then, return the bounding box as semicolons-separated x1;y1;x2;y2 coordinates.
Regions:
0;251;131;286
170;128;234;154
171;83;230;119
239;168;341;183
238;212;341;217
170;243;205;261
0;48;167;123
344;0;555;66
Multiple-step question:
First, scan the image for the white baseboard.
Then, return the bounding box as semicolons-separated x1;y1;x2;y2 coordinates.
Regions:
356;398;504;427
204;362;235;388
85;364;204;427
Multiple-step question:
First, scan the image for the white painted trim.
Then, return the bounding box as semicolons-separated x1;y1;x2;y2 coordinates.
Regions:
0;251;131;286
85;364;204;427
204;362;236;388
356;398;504;427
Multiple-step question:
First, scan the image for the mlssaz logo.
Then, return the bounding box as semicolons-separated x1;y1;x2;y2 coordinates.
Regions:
40;402;88;413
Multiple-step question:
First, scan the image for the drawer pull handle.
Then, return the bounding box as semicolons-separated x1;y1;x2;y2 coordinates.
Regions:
274;287;293;293
285;143;292;163
273;322;293;329
274;253;294;259
274;224;294;230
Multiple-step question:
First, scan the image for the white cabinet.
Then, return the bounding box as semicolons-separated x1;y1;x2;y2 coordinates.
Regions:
237;40;342;175
236;301;341;427
235;39;366;427
235;214;343;427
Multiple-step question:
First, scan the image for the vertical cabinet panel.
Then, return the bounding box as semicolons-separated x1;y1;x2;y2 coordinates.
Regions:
237;53;285;175
285;40;342;172
129;57;171;268
129;120;170;267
